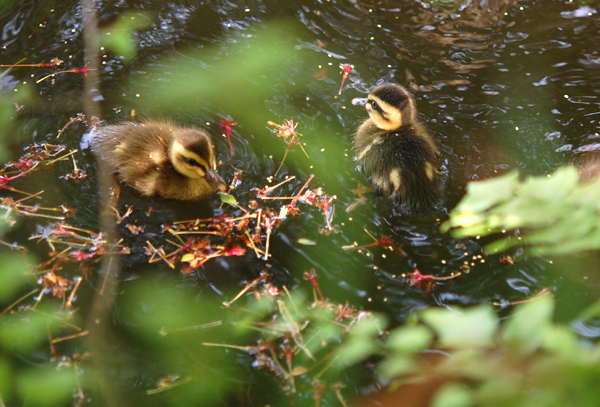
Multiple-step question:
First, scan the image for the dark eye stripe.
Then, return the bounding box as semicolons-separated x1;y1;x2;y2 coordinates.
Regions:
183;156;206;171
369;99;389;120
369;99;383;113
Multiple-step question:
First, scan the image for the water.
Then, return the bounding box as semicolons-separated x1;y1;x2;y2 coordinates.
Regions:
2;0;600;405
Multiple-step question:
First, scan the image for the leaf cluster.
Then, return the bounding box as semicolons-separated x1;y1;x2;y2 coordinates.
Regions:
370;296;600;407
442;167;600;255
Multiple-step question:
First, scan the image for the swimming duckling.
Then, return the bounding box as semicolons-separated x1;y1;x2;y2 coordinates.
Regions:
90;120;227;201
352;83;442;210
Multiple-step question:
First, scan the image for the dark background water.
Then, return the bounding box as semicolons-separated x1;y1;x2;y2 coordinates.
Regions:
2;0;600;405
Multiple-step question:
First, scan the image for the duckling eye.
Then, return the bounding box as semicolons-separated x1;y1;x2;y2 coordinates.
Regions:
184;157;207;172
368;99;383;113
185;157;200;167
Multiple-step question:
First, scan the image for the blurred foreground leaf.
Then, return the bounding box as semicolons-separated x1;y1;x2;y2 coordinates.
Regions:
442;166;600;255
374;296;600;407
388;325;434;354
420;305;498;349
502;295;554;356
0;85;32;162
128;21;303;134
0;306;57;353
334;313;387;366
99;12;152;61
117;276;239;405
432;383;475;407
0;253;32;303
17;365;77;407
0;356;10;401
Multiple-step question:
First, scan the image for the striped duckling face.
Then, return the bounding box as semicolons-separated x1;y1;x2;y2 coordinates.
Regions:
169;129;226;192
352;84;417;131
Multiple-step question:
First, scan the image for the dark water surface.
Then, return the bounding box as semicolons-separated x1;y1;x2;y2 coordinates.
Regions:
2;0;600;405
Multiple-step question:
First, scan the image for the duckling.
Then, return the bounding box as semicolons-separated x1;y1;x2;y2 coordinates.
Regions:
89;120;227;201
352;83;442;209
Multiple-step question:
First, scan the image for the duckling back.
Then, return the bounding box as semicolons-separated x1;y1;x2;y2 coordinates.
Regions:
353;84;442;210
90;121;165;176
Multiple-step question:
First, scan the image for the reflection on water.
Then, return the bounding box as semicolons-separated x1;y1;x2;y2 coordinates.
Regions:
2;0;600;404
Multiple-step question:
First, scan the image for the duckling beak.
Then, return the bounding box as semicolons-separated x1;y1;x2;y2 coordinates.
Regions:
204;169;227;192
351;97;368;109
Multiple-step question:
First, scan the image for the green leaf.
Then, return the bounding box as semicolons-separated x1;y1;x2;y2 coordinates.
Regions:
99;12;152;61
541;325;580;358
502;295;554;356
432;383;475;407
219;192;238;207
0;252;33;302
0;84;33;158
128;21;303;136
17;366;77;406
388;325;434;354
575;297;600;321
443;166;600;255
0;356;11;401
377;354;418;379
476;374;523;406
420;305;498;349
335;314;387;366
441;171;519;234
0;308;57;353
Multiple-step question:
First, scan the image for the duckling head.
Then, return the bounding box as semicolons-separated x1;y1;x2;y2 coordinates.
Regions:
352;84;417;131
168;129;227;192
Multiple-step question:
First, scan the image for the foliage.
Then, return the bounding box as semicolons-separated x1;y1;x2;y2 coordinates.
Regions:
128;21;304;136
441;167;600;255
0;83;32;162
0;74;85;407
370;295;600;407
98;12;152;61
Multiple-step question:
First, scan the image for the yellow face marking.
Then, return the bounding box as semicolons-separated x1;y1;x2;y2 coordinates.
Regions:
170;140;212;179
389;168;402;190
425;162;435;181
366;95;403;131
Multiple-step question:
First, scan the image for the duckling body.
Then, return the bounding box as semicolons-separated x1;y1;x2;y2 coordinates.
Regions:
90;120;226;201
352;84;442;210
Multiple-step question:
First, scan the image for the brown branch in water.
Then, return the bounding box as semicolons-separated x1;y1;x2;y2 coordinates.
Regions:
78;2;123;407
